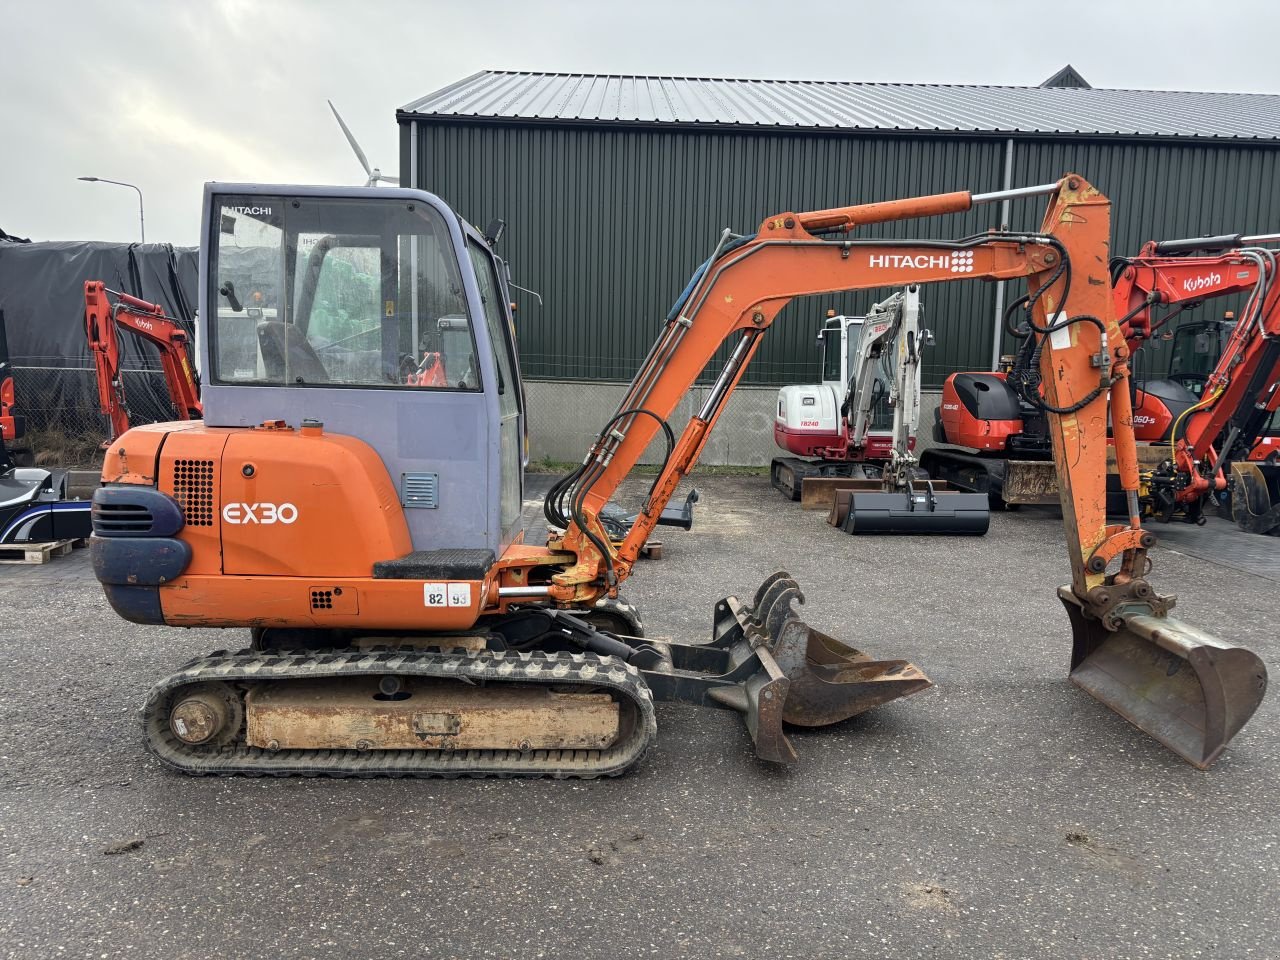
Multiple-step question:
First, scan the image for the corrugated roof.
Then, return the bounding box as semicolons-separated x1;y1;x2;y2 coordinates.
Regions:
401;70;1280;142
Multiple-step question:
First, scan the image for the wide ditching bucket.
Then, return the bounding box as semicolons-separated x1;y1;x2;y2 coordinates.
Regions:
1060;587;1268;769
841;482;990;535
645;572;932;763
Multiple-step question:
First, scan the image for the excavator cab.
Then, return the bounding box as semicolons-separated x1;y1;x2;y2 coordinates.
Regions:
1166;315;1236;397
203;186;526;558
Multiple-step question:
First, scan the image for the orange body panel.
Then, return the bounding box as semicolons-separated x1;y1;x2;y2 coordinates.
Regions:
159;575;485;630
106;418;459;630
215;424;410;578
103;420;201;486
157;430;228;575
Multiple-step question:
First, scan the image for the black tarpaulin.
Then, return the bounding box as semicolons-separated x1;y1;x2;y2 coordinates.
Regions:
0;241;198;437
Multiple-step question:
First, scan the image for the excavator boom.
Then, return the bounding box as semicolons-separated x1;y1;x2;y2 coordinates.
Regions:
542;175;1265;766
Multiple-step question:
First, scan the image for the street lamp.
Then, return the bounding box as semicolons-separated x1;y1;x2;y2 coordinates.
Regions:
78;176;145;243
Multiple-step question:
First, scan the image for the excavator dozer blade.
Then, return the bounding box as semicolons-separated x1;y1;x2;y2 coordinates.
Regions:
1231;460;1280;535
1060;587;1268;769
651;572;932;763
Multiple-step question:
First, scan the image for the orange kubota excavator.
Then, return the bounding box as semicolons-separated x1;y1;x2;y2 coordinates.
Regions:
925;236;1280;527
83;280;202;444
89;176;1267;776
1116;237;1280;533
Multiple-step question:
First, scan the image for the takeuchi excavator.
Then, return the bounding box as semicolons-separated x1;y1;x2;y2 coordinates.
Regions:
814;286;990;535
771;308;899;499
90;176;1267;775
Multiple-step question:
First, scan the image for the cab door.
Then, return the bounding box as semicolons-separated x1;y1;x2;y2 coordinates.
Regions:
466;240;524;540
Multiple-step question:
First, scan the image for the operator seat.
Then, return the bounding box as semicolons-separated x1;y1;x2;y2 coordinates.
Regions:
256;320;330;384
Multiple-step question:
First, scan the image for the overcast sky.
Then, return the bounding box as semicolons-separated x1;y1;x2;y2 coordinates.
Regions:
4;0;1279;245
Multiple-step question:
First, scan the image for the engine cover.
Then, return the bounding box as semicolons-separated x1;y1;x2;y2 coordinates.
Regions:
774;384;843;457
939;373;1024;452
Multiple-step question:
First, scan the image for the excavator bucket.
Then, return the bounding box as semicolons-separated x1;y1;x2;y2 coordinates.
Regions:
644;572;932;763
842;484;990;535
1059;588;1268;769
1231;461;1280;535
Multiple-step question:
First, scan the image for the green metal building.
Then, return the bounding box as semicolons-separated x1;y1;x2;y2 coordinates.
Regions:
398;68;1280;389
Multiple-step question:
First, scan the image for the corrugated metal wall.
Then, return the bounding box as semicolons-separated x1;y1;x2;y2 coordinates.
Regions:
402;119;1280;386
1000;139;1280;372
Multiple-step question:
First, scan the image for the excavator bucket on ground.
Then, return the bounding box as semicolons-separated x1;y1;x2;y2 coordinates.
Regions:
842;481;990;535
1231;461;1280;535
643;572;933;763
1060;588;1268;768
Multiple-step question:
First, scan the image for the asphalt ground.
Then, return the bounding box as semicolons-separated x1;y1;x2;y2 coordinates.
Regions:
1;475;1276;960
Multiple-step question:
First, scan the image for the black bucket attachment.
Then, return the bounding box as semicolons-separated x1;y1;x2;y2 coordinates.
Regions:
1231;461;1280;535
842;484;990;536
1060;587;1268;769
640;572;932;763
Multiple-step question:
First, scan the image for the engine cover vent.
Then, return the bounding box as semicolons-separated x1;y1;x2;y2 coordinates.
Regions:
172;458;215;526
401;472;438;509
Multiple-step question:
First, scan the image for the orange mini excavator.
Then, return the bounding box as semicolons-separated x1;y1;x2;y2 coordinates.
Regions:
90;177;1267;776
925;235;1280;523
83;281;202;444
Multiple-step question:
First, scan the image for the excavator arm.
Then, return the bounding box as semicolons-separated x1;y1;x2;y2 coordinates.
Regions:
547;179;1080;596
537;174;1265;767
84;281;202;443
843;291;907;452
1111;240;1277;347
1173;253;1280;466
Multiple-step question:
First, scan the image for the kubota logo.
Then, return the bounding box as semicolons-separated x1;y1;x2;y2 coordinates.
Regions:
131;318;155;331
222;502;298;524
1182;272;1222;293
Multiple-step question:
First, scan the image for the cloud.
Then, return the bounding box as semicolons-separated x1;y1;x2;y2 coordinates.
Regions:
2;0;1278;244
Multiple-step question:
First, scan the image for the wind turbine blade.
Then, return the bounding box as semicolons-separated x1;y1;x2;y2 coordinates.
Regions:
327;99;372;179
378;174;400;185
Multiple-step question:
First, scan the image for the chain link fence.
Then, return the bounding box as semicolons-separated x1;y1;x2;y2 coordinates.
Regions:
10;365;181;466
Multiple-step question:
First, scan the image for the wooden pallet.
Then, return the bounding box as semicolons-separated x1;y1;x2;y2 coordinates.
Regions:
640;540;664;560
0;537;88;565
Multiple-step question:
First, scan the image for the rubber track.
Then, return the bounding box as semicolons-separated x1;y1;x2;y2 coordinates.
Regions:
142;647;657;779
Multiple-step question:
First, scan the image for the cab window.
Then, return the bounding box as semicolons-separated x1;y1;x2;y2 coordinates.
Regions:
211;196;480;390
466;241;519;414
